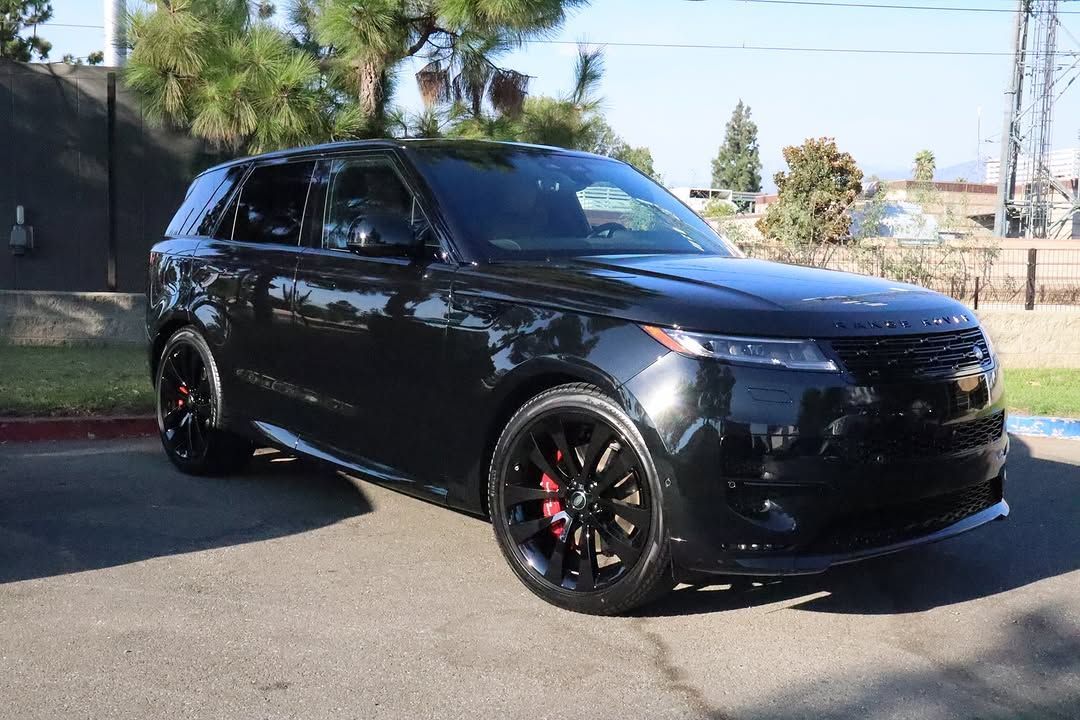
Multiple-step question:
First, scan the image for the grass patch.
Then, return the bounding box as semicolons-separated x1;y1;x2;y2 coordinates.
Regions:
0;345;1077;420
1002;368;1080;419
0;344;154;417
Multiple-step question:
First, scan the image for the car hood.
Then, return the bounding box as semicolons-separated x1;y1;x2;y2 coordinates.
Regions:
457;254;979;338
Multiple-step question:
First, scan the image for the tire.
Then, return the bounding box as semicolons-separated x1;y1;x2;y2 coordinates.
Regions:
489;383;672;615
155;327;254;476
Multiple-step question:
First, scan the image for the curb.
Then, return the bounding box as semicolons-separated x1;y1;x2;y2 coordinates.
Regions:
0;416;157;444
1007;414;1080;440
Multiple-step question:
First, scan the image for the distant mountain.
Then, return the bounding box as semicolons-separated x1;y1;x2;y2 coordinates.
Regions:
936;159;986;183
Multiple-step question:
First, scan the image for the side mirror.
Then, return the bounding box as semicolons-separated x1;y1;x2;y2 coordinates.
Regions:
345;212;421;258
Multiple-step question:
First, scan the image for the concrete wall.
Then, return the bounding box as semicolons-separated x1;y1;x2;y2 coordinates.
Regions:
0;290;145;345
976;309;1080;368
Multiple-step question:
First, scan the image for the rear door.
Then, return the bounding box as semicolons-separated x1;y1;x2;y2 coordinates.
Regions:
190;158;317;430
292;152;455;487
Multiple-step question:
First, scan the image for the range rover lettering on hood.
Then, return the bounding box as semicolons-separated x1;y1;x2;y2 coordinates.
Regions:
833;314;971;330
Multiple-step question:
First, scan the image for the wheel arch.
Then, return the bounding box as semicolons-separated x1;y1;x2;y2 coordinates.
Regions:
149;304;226;381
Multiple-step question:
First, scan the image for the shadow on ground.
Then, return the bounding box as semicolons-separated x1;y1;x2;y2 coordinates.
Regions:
0;442;370;584
643;436;1080;618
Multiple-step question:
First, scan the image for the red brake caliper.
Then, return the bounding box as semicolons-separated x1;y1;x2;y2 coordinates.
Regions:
177;384;188;407
541;450;565;537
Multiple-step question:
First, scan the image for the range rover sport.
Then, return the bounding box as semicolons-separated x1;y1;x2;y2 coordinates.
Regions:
147;140;1009;615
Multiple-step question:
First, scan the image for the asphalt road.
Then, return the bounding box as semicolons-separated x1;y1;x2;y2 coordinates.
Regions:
1;436;1077;720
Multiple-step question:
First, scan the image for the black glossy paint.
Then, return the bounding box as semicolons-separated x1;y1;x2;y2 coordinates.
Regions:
147;140;1008;579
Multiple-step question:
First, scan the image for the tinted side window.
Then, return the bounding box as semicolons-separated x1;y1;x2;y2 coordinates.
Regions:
193;165;247;236
166;167;229;237
232;161;316;245
323;158;416;250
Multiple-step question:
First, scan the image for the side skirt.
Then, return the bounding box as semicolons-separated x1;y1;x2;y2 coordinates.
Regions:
250;421;451;505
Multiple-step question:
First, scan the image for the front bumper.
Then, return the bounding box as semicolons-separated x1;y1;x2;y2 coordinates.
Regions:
620;352;1009;579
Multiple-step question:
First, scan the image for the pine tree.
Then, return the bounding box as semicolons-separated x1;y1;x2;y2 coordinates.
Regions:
711;100;762;192
0;0;53;61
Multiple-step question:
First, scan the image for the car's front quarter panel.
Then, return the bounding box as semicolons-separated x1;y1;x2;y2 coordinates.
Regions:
621;348;1008;578
440;267;670;510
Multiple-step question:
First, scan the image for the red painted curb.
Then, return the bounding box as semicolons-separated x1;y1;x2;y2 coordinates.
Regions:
0;416;157;443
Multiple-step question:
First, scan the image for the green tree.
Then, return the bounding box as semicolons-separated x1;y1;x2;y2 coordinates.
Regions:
756;137;863;247
913;149;935;182
592;118;659;179
313;0;584;134
125;1;342;153
854;176;888;240
711;99;761;192
0;0;52;61
62;51;104;66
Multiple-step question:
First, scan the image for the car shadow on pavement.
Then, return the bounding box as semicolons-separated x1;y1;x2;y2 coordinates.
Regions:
0;443;371;585
642;436;1080;619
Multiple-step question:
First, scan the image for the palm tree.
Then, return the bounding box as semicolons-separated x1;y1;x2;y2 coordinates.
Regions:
312;0;585;134
913;149;936;183
446;44;606;150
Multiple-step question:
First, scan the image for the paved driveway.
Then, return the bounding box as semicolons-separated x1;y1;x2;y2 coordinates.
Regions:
1;436;1077;719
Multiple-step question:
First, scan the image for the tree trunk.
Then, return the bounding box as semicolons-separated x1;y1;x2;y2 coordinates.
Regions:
358;60;387;134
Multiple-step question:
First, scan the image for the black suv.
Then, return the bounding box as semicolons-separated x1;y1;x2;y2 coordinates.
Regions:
148;140;1009;614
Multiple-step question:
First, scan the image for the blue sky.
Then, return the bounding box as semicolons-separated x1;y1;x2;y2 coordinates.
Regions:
41;0;1080;187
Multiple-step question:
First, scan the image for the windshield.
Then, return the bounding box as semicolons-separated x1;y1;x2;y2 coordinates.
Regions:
409;144;738;261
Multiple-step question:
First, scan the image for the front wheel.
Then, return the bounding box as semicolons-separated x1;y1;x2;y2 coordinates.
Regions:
489;383;672;615
156;327;254;476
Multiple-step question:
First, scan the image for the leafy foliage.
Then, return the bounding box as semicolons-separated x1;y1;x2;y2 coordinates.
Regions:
125;1;356;153
756;137;863;247
711;100;761;192
913;148;935;182
0;0;52;61
125;0;590;153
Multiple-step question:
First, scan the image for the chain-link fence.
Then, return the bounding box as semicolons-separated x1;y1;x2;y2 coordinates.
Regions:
737;242;1080;310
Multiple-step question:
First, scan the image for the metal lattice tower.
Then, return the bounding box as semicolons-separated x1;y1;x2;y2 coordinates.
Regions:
994;0;1079;238
1024;0;1059;237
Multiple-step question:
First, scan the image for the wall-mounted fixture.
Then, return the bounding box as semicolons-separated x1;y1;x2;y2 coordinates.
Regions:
10;205;34;256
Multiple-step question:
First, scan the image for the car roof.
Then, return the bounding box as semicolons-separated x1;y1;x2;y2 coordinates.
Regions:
195;139;609;179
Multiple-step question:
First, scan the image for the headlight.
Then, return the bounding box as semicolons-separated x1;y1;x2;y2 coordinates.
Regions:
641;325;839;372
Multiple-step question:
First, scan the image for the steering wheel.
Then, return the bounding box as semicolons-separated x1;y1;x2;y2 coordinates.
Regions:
588;222;627;239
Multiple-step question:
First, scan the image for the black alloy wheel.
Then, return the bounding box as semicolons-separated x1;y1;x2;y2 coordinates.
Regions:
159;341;213;462
156;328;253;475
490;384;671;615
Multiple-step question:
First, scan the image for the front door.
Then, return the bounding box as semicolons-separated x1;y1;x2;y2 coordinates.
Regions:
292;153;454;488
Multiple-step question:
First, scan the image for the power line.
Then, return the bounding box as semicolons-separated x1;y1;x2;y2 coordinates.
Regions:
39;22;106;29
716;0;1080;13
527;38;1078;57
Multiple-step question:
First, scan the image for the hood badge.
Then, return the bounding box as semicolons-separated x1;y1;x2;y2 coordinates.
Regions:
833;314;970;330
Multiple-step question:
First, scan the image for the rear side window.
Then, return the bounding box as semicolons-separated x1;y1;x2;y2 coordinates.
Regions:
229;161;316;245
165;166;244;237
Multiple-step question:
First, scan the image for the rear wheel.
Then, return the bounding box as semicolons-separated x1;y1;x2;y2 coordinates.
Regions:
489;383;671;615
156;328;253;475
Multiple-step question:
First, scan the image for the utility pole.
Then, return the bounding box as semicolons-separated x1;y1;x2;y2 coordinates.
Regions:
994;0;1030;237
103;0;127;67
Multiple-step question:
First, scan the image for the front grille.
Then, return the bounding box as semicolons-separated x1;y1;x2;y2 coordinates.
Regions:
811;477;1001;554
836;411;1006;462
830;328;993;381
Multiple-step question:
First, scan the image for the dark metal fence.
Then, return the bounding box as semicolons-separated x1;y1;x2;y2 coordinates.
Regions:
738;242;1080;310
0;61;228;293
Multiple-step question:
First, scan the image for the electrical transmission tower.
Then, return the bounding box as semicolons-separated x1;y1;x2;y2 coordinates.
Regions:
994;0;1080;238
